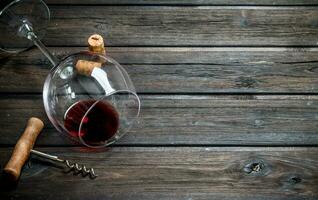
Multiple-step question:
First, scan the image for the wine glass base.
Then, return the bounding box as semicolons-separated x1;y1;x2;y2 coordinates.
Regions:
0;0;50;53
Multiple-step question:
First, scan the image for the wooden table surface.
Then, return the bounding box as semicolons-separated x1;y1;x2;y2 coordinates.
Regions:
1;0;318;199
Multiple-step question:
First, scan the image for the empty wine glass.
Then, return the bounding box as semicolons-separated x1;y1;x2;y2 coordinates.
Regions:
0;0;141;148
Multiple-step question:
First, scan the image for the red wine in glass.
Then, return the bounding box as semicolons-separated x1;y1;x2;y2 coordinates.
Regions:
64;99;119;144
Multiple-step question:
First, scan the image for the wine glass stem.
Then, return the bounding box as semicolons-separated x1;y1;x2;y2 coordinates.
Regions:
29;33;58;66
18;21;59;67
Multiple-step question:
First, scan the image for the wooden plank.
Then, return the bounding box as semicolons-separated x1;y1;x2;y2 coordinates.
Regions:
1;95;318;146
36;6;318;46
1;47;318;93
0;147;317;200
45;0;318;5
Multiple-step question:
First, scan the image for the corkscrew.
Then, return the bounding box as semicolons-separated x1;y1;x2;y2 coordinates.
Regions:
30;149;97;179
3;117;97;183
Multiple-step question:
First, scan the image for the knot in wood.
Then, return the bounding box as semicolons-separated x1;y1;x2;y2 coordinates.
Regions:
243;161;265;174
289;176;302;184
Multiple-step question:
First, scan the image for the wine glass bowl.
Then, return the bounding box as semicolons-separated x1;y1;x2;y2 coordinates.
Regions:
43;51;140;148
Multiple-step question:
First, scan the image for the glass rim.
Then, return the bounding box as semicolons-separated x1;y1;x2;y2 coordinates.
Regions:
77;90;141;148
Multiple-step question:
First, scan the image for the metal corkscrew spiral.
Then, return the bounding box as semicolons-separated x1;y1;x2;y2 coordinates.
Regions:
64;160;97;178
30;149;98;179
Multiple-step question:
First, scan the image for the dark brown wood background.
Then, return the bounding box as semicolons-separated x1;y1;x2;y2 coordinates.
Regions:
0;0;318;199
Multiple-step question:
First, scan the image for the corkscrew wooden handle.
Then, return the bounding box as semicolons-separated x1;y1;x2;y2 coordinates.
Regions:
3;117;44;182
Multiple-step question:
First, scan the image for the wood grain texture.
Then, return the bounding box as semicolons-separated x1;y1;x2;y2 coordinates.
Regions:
1;95;318;146
45;0;318;5
0;147;317;200
37;6;318;46
0;1;317;199
1;47;318;93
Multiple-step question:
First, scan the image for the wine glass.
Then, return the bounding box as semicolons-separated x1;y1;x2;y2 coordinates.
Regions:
0;0;141;148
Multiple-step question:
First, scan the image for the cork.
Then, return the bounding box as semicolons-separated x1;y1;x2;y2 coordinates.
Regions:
75;60;102;76
75;34;106;75
88;34;106;55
